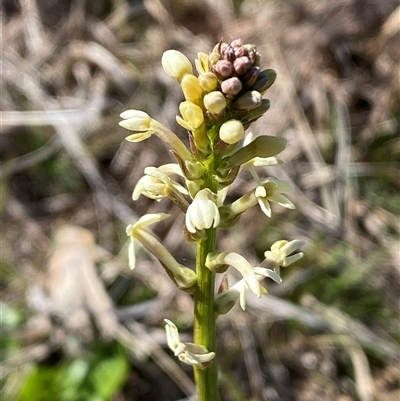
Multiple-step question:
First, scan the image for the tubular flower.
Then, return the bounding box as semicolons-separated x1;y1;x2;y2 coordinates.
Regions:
164;319;215;368
185;189;220;234
161;50;193;82
214;264;282;312
262;240;304;275
132;165;189;211
206;252;281;299
126;213;170;269
119;109;193;163
119;110;152;141
255;177;295;217
220;177;294;223
126;214;196;291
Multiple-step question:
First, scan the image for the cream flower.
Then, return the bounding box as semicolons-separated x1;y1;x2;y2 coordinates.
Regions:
126;213;170;269
262;240;304;271
185;189;220;233
119;110;152;141
164;319;215;368
255;177;295;217
132;165;189;211
126;214;196;290
119;109;193;162
207;252;281;304
214;264;283;312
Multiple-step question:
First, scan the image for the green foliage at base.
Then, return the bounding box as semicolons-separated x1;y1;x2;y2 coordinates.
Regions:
17;344;129;401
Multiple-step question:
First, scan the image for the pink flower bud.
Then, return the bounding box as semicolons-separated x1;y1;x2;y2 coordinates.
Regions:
233;56;252;75
221;77;243;96
213;60;234;79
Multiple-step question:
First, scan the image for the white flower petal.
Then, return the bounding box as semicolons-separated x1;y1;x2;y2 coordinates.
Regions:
223;253;261;297
254;267;282;283
185;189;220;233
258;198;272;217
164;319;181;351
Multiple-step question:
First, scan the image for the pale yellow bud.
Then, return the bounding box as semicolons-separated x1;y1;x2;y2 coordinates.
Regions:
203;91;227;114
195;52;210;74
119;110;151;131
176;101;204;131
198;72;218;92
181;74;203;103
219;119;245;144
161;50;193;82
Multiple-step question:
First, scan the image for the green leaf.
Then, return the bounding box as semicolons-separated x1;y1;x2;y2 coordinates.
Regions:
18;366;60;401
90;352;129;399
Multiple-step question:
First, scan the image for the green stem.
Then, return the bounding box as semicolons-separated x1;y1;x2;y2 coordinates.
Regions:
193;166;221;401
194;227;220;401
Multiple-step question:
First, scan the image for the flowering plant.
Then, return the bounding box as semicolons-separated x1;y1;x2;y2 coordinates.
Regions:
120;39;304;400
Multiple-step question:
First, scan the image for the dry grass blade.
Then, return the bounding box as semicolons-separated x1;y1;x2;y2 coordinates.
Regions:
301;294;400;360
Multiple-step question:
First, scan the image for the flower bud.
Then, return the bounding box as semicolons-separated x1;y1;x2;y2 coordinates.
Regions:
219;42;235;61
161;50;193;82
195;52;210;74
244;44;260;65
219;119;245;144
198;72;219;92
119;110;152;131
233;90;262;110
213;60;234;79
233;56;252;75
177;101;204;131
221;77;242;96
181;74;203;103
203;91;227;114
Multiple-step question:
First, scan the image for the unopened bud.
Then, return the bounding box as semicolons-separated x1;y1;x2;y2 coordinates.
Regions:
177;101;204;131
161;50;193;82
233;90;262;110
244;44;260;65
219;119;245;144
221;77;242;96
198;72;219;92
203;91;227;114
233;56;252;75
213;60;234;79
219;42;235;61
181;74;203;103
195;52;210;74
119;110;152;131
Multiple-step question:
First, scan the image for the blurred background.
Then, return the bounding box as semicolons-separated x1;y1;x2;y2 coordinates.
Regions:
1;0;399;400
